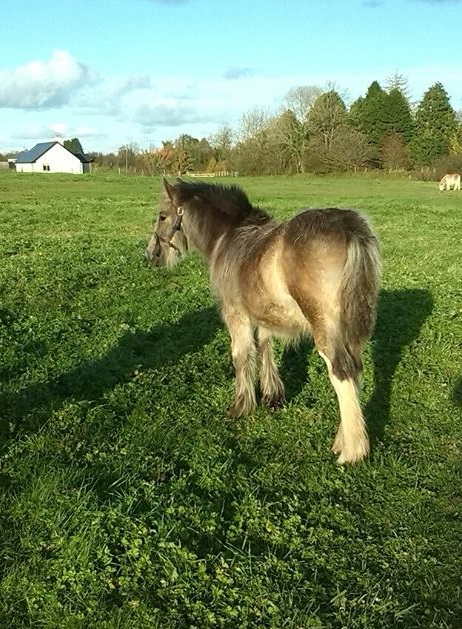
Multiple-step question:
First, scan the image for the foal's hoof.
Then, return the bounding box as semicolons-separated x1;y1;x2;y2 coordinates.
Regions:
262;394;285;410
336;452;366;465
226;405;243;419
331;433;344;455
335;439;370;465
226;399;255;418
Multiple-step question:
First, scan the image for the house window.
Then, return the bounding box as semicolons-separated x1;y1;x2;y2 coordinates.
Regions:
42;164;50;171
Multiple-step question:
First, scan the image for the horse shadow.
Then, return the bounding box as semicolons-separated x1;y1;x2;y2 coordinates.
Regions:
365;288;433;442
0;290;435;453
279;289;434;442
0;306;221;448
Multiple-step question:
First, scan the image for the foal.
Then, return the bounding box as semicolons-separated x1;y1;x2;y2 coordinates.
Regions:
146;179;381;464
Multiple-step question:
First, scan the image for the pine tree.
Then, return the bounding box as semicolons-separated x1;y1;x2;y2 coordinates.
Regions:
350;81;389;147
385;72;412;102
386;88;414;143
410;82;457;165
64;138;84;155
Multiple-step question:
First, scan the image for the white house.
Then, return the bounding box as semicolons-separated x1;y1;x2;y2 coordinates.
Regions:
15;141;92;174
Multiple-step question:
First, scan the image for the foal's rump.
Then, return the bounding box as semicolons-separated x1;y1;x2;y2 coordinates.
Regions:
281;208;380;372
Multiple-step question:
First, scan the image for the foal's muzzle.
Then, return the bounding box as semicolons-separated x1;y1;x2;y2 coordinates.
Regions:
145;234;162;264
145;232;187;266
146;205;186;266
153;235;162;259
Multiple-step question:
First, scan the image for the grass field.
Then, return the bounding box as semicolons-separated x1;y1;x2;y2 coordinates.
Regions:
0;171;461;628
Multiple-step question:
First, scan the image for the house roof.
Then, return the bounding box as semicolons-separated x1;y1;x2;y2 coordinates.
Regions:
15;142;56;163
73;152;93;163
15;141;93;164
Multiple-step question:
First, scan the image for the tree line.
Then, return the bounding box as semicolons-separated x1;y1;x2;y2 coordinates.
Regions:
3;77;461;177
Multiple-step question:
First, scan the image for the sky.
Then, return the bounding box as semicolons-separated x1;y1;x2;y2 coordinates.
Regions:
1;0;462;155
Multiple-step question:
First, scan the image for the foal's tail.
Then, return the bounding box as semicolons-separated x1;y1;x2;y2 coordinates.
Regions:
339;216;381;354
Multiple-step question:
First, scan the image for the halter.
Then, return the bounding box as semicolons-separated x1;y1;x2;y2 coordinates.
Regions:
155;205;186;254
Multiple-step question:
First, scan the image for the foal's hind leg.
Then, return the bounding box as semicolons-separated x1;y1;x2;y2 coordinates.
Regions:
317;338;369;464
257;326;285;408
222;305;257;418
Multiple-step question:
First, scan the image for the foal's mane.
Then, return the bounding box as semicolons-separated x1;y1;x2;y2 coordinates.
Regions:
174;180;272;225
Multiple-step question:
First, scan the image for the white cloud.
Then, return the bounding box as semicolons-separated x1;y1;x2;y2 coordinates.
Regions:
73;74;153;118
0;50;96;109
13;123;60;141
133;102;213;127
223;67;254;80
107;75;153;97
75;126;105;138
50;122;68;135
12;121;104;144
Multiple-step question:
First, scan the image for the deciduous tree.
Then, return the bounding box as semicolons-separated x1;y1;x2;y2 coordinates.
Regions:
306;89;347;150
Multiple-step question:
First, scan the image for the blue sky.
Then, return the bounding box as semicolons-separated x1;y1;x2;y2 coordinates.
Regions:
1;0;461;154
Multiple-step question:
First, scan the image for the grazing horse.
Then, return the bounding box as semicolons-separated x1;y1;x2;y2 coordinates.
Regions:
146;179;381;464
439;173;461;191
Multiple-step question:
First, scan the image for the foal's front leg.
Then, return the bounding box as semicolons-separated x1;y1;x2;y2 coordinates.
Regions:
222;306;257;417
257;326;285;408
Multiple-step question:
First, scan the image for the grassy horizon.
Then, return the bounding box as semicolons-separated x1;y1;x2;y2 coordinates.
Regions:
0;171;461;628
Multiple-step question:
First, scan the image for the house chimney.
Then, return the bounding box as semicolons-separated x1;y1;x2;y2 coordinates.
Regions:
54;133;64;145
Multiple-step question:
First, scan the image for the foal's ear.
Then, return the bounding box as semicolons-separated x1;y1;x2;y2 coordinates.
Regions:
163;177;175;201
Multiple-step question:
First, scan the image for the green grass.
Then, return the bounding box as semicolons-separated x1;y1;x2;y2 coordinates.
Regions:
0;171;461;628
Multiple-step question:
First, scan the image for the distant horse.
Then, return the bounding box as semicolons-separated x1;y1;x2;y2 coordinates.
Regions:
146;179;381;464
439;173;461;191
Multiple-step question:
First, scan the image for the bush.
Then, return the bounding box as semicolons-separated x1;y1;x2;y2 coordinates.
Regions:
431;153;462;180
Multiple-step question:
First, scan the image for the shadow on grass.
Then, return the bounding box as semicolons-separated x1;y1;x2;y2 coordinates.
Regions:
278;289;433;443
366;288;433;443
0;306;222;447
0;289;434;452
279;338;314;402
452;378;462;408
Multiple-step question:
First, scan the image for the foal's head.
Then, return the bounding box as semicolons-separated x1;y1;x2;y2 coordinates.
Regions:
145;178;189;267
145;177;271;266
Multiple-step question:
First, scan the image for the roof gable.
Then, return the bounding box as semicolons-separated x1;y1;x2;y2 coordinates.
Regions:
15;141;91;164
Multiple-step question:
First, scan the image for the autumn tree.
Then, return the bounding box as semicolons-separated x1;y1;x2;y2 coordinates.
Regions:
173;134;213;172
139;146;163;175
117;142;139;171
381;132;411;171
209;125;234;172
156;141;175;174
